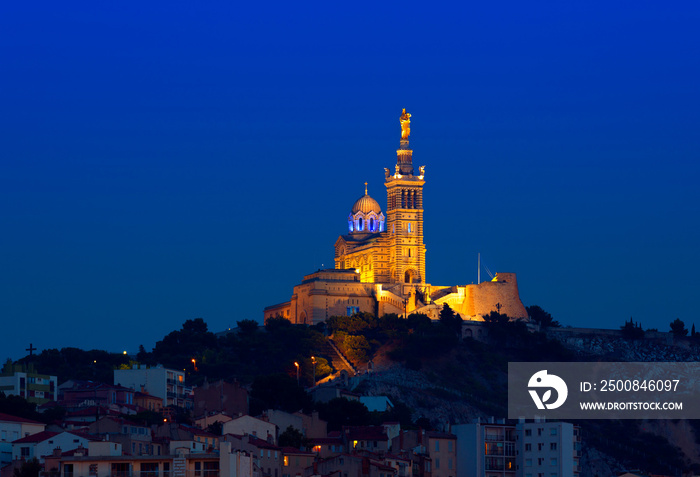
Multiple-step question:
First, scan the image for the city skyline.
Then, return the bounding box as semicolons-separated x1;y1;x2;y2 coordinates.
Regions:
2;1;699;360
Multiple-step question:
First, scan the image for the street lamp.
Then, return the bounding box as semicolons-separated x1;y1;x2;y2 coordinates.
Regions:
294;361;299;386
311;356;316;386
191;358;198;372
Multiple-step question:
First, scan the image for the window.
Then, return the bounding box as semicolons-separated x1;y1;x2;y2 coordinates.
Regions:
163;463;170;477
141;463;159;477
550;443;557;451
203;461;219;477
537;428;544;436
525;429;532;437
21;447;30;457
448;441;453;452
550;458;557;466
63;464;73;477
435;459;439;470
525;459;532;467
550;428;557;436
448;459;452;470
525;444;531;451
111;463;130;477
538;443;543;451
435;440;439;452
283;456;288;466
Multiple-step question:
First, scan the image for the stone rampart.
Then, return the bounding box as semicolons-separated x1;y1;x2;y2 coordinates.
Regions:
461;272;527;319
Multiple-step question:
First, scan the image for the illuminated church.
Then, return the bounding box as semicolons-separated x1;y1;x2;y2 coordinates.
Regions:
264;110;527;325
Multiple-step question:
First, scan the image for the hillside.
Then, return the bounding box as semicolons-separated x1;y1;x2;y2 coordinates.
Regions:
12;313;700;475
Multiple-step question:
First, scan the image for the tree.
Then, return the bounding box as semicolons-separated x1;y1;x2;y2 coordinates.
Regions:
315;398;370;431
670;318;688;337
340;335;371;363
0;392;38;420
250;374;312;415
206;421;223;436
237;319;258;334
278;425;306;448
439;303;463;336
526;305;560;328
14;458;41;477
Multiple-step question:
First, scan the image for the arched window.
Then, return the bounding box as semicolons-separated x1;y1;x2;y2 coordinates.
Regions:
369;218;374;231
358;217;363;231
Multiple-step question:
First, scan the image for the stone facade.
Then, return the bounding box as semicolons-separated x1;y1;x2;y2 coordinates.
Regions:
264;111;528;325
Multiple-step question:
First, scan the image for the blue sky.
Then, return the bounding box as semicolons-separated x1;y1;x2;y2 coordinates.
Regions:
1;1;699;360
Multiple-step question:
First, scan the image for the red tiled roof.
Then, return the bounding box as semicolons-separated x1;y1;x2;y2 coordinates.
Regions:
0;413;44;425
344;426;388;441
12;431;59;444
13;430;97;444
308;437;343;444
280;446;315;455
247;435;280;450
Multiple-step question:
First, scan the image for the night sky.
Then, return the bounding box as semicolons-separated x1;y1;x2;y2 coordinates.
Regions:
2;2;699;361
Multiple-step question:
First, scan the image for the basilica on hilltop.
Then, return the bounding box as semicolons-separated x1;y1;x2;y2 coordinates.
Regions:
264;110;527;326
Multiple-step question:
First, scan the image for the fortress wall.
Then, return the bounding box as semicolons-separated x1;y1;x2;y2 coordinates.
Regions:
460;272;528;319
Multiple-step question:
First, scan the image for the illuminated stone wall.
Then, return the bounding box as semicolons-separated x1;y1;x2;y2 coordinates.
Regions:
460;273;528;319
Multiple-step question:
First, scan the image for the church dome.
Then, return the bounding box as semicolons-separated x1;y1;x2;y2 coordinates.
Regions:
348;183;385;234
352;183;382;214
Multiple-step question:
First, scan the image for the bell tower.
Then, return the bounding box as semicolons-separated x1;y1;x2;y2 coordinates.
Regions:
385;109;426;284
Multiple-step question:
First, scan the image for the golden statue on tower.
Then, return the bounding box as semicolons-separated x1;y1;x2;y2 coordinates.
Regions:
400;108;411;139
